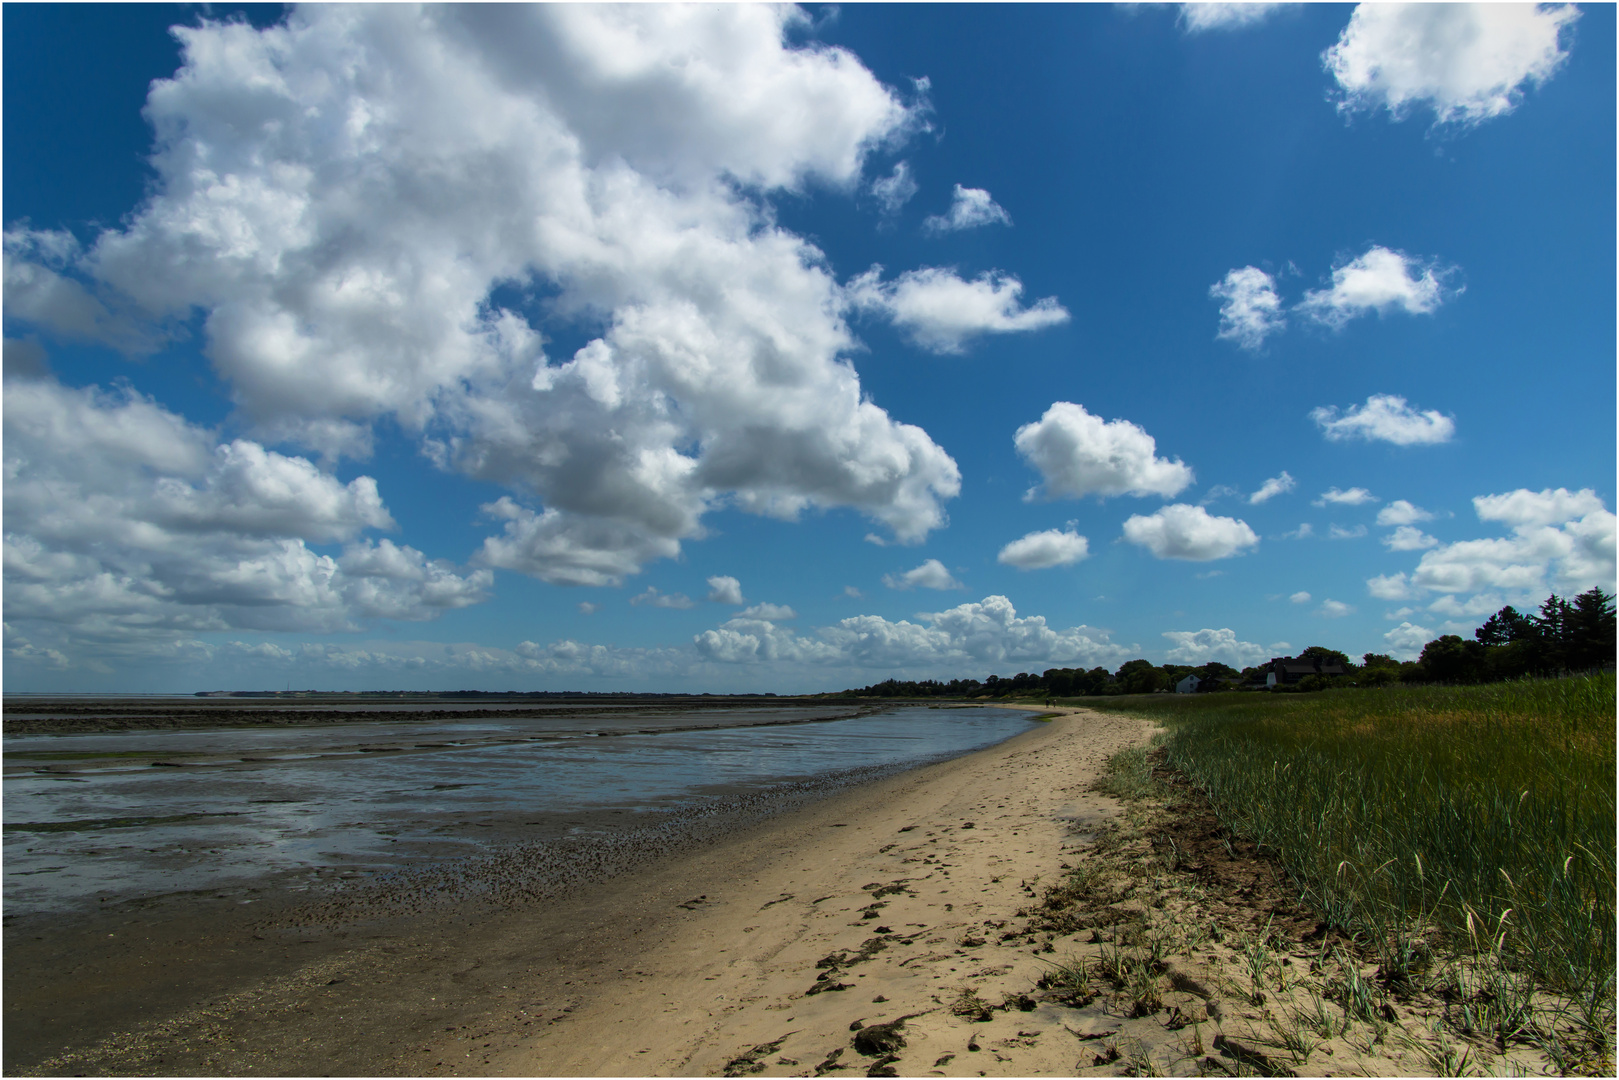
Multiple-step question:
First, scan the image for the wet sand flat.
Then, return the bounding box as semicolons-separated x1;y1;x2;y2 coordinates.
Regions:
7;707;1149;1076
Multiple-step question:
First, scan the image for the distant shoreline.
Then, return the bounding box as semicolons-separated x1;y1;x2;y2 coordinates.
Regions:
0;694;897;735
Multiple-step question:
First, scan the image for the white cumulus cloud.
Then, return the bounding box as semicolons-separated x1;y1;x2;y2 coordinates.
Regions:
6;5;964;588
1474;487;1607;530
738;602;797;621
883;558;964;591
1325;3;1580;127
1015;402;1194;502
847;266;1069;354
819;595;1129;671
706;575;745;605
1296;246;1455;329
1318;599;1355;618
1367;572;1416;601
997;528;1090;570
1290;591;1312;604
1383;620;1433;660
922;184;1013;234
1384;525;1438;551
1249;471;1296;504
1122;504;1259;561
1315;486;1379;506
1162;627;1269;667
2;374;489;666
1311;395;1455;446
1409;489;1615;598
1376;499;1433;526
1210;266;1285;349
1180;3;1290;33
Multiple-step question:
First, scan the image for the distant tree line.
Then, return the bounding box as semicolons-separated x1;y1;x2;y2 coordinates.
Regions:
840;587;1614;698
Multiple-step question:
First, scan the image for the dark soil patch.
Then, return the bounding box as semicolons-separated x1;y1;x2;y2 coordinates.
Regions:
1147;750;1336;945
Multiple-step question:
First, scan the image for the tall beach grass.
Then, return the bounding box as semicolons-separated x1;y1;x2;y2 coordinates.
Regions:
1078;675;1615;1037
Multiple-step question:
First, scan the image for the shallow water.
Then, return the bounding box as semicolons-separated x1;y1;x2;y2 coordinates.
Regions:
3;704;1032;915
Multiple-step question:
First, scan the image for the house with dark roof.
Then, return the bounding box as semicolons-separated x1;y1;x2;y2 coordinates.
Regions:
1265;655;1348;688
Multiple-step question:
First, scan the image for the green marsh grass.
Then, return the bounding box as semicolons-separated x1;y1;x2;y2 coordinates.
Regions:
1079;675;1615;1046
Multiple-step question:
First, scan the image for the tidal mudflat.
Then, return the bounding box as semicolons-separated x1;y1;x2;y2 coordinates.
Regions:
3;698;1034;1073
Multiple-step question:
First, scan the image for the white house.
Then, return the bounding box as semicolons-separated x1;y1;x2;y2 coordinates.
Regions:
1175;674;1201;694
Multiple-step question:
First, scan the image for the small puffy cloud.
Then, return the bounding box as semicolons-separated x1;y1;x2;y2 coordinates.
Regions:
630;587;696;610
1162;628;1269;667
843;585;864;599
1296;247;1454;330
1210;267;1285;349
1377;499;1433;526
1367;572;1416;601
883;558;963;591
739;602;797;621
997;528;1090;570
870;161;919;214
1122;504;1259;561
1315;487;1379;507
1015;402;1194;501
578;601;600;615
922;184;1013;234
1384;525;1438;551
1249;471;1296;504
1383;621;1434;661
1290;591;1312;604
847;266;1068;354
1312;394;1456;446
1281;523;1315;540
1328;524;1368;540
706;575;745;605
1180;3;1289;33
1318;599;1355;618
1325;3;1580;127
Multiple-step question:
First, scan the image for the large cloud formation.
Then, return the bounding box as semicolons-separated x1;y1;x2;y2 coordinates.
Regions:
690;595;1129;671
188;593;1133;683
3;372;490;665
3;6;1083;599
1366;487;1616;622
1325;3;1580;127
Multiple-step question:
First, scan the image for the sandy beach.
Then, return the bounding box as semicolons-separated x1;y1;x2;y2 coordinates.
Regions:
10;706;1143;1075
12;703;1521;1077
485;705;1154;1077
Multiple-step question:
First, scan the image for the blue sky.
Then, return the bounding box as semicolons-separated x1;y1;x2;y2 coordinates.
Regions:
5;3;1614;693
